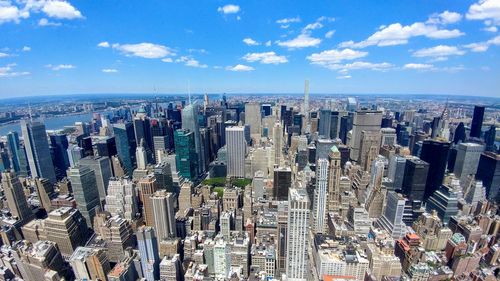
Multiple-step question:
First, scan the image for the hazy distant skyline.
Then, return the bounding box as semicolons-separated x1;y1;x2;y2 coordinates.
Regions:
1;0;500;97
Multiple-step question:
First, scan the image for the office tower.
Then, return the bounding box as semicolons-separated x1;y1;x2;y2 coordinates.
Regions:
49;134;70;179
380;128;397;146
376;191;406;239
135;140;148;171
151;190;176;240
348;206;371;235
276;201;288;275
95;137;117;158
93;213;135;263
34;177;55;212
328;146;341;213
105;177;138;221
154;162;174;192
2;171;33;224
273;167;292;200
349;110;382;161
476;152;500;203
137;226;160;281
6;131;21;173
79;156;113;205
420;139;451;201
347;97;357;112
484;125;497;152
313;158;329;233
286;188;310;281
453;122;466;144
174;129;198;181
182;103;205;174
45;207;89;257
68;166;101;227
318;109;331;138
339;113;354;145
273;121;283;166
13;240;69;281
470;106;484;138
159;254;184;281
365;158;386;218
316;138;335;162
402;158;429;202
453;143;484;182
133;109;153;163
245;102;262;139
138;175;158;226
358;130;381;171
70;247;111;281
426;185;459;224
113;122;137;174
21;120;57;183
153;135;168;160
388;155;407;190
303;80;309;126
226;126;246;178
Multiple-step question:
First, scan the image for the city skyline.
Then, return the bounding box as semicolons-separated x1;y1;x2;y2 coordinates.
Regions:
1;0;500;97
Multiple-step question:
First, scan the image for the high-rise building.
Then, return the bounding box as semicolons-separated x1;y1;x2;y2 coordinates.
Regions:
182;103;205;174
45;207;89;257
70;246;111;281
137;226;160;281
159;254;184;281
318;109;332;138
350;110;383;161
34;177;55;212
388;155;408;191
273;167;292;200
49;133;70;179
174;129;198;181
138;174;158;226
2;171;33;224
313;158;329;233
21;120;57;183
476;152;500;203
420;139;451;201
79;155;113;206
286;188;310;281
6;131;21;173
402;158;429;202
273;122;283;166
327;146;341;213
113;122;137;174
68;165;101;227
277;201;288;276
426;185;459;225
245;102;262;139
376;191;407;239
358;130;381;171
226;126;246;178
105;177;138;221
133;109;153;163
470;106;484;139
151;190;176;240
453;143;484;182
93;213;135;263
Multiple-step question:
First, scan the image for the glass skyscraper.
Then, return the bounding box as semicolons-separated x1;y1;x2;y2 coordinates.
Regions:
21;120;57;183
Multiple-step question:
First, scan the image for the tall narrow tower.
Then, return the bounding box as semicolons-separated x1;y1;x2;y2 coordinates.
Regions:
303;80;310;133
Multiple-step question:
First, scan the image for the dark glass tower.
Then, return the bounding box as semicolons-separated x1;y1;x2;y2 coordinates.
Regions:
174;129;198;181
21;120;57;183
402;158;429;202
476;152;500;204
470;106;484;138
113;122;137;174
453;122;466;144
50;133;70;179
420;139;451;201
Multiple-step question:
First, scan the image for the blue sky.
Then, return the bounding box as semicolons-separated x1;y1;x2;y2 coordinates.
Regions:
1;0;500;97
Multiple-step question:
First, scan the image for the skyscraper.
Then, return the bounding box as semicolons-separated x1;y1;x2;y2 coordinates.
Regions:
245;102;262;139
402;158;429;202
21;120;57;183
376;191;407;239
174;129;198;181
426;185;459;224
138;174;158;226
45;207;89;257
105;177;138;221
226;126;246;178
151;190;177;240
318;109;332;138
79;156;113;206
49;133;70;179
113;122;137;174
6;131;21;173
133;109;153;163
476;152;500;203
286;188;310;281
453;143;484;182
273;167;292;201
420;139;451;201
327;146;341;213
2;171;33;224
349;110;383;161
68;165;101;227
313;158;329;233
182;103;205;173
137;226;160;281
470;106;484;139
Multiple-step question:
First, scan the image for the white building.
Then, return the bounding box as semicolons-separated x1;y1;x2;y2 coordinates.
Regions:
214;239;231;279
105;177;138;221
313;158;329;233
286;188;310;281
151;190;176;240
226;126;247;178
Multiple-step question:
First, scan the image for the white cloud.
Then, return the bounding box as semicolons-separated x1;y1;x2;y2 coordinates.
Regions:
339;22;464;48
303;22;323;31
42;0;83;19
466;0;500;25
317;16;335;22
483;25;498;32
46;64;75;70
276;16;301;28
226;64;254;72
38;18;61;26
243;38;260;46
0;52;9;58
265;40;272;47
242;52;288;64
176;56;207;68
277;33;321;48
336;75;351;79
427;11;462;25
0;3;29;24
325;30;335;38
403;63;435;70
217;4;240;14
0;63;29;77
464;35;500;52
161;57;173;63
307;49;368;66
323;61;394;71
97;41;110;48
102;68;118;73
112;43;173;59
412;45;466;57
22;46;31;52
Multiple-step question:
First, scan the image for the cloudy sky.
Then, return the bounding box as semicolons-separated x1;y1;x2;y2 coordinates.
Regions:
1;0;499;97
